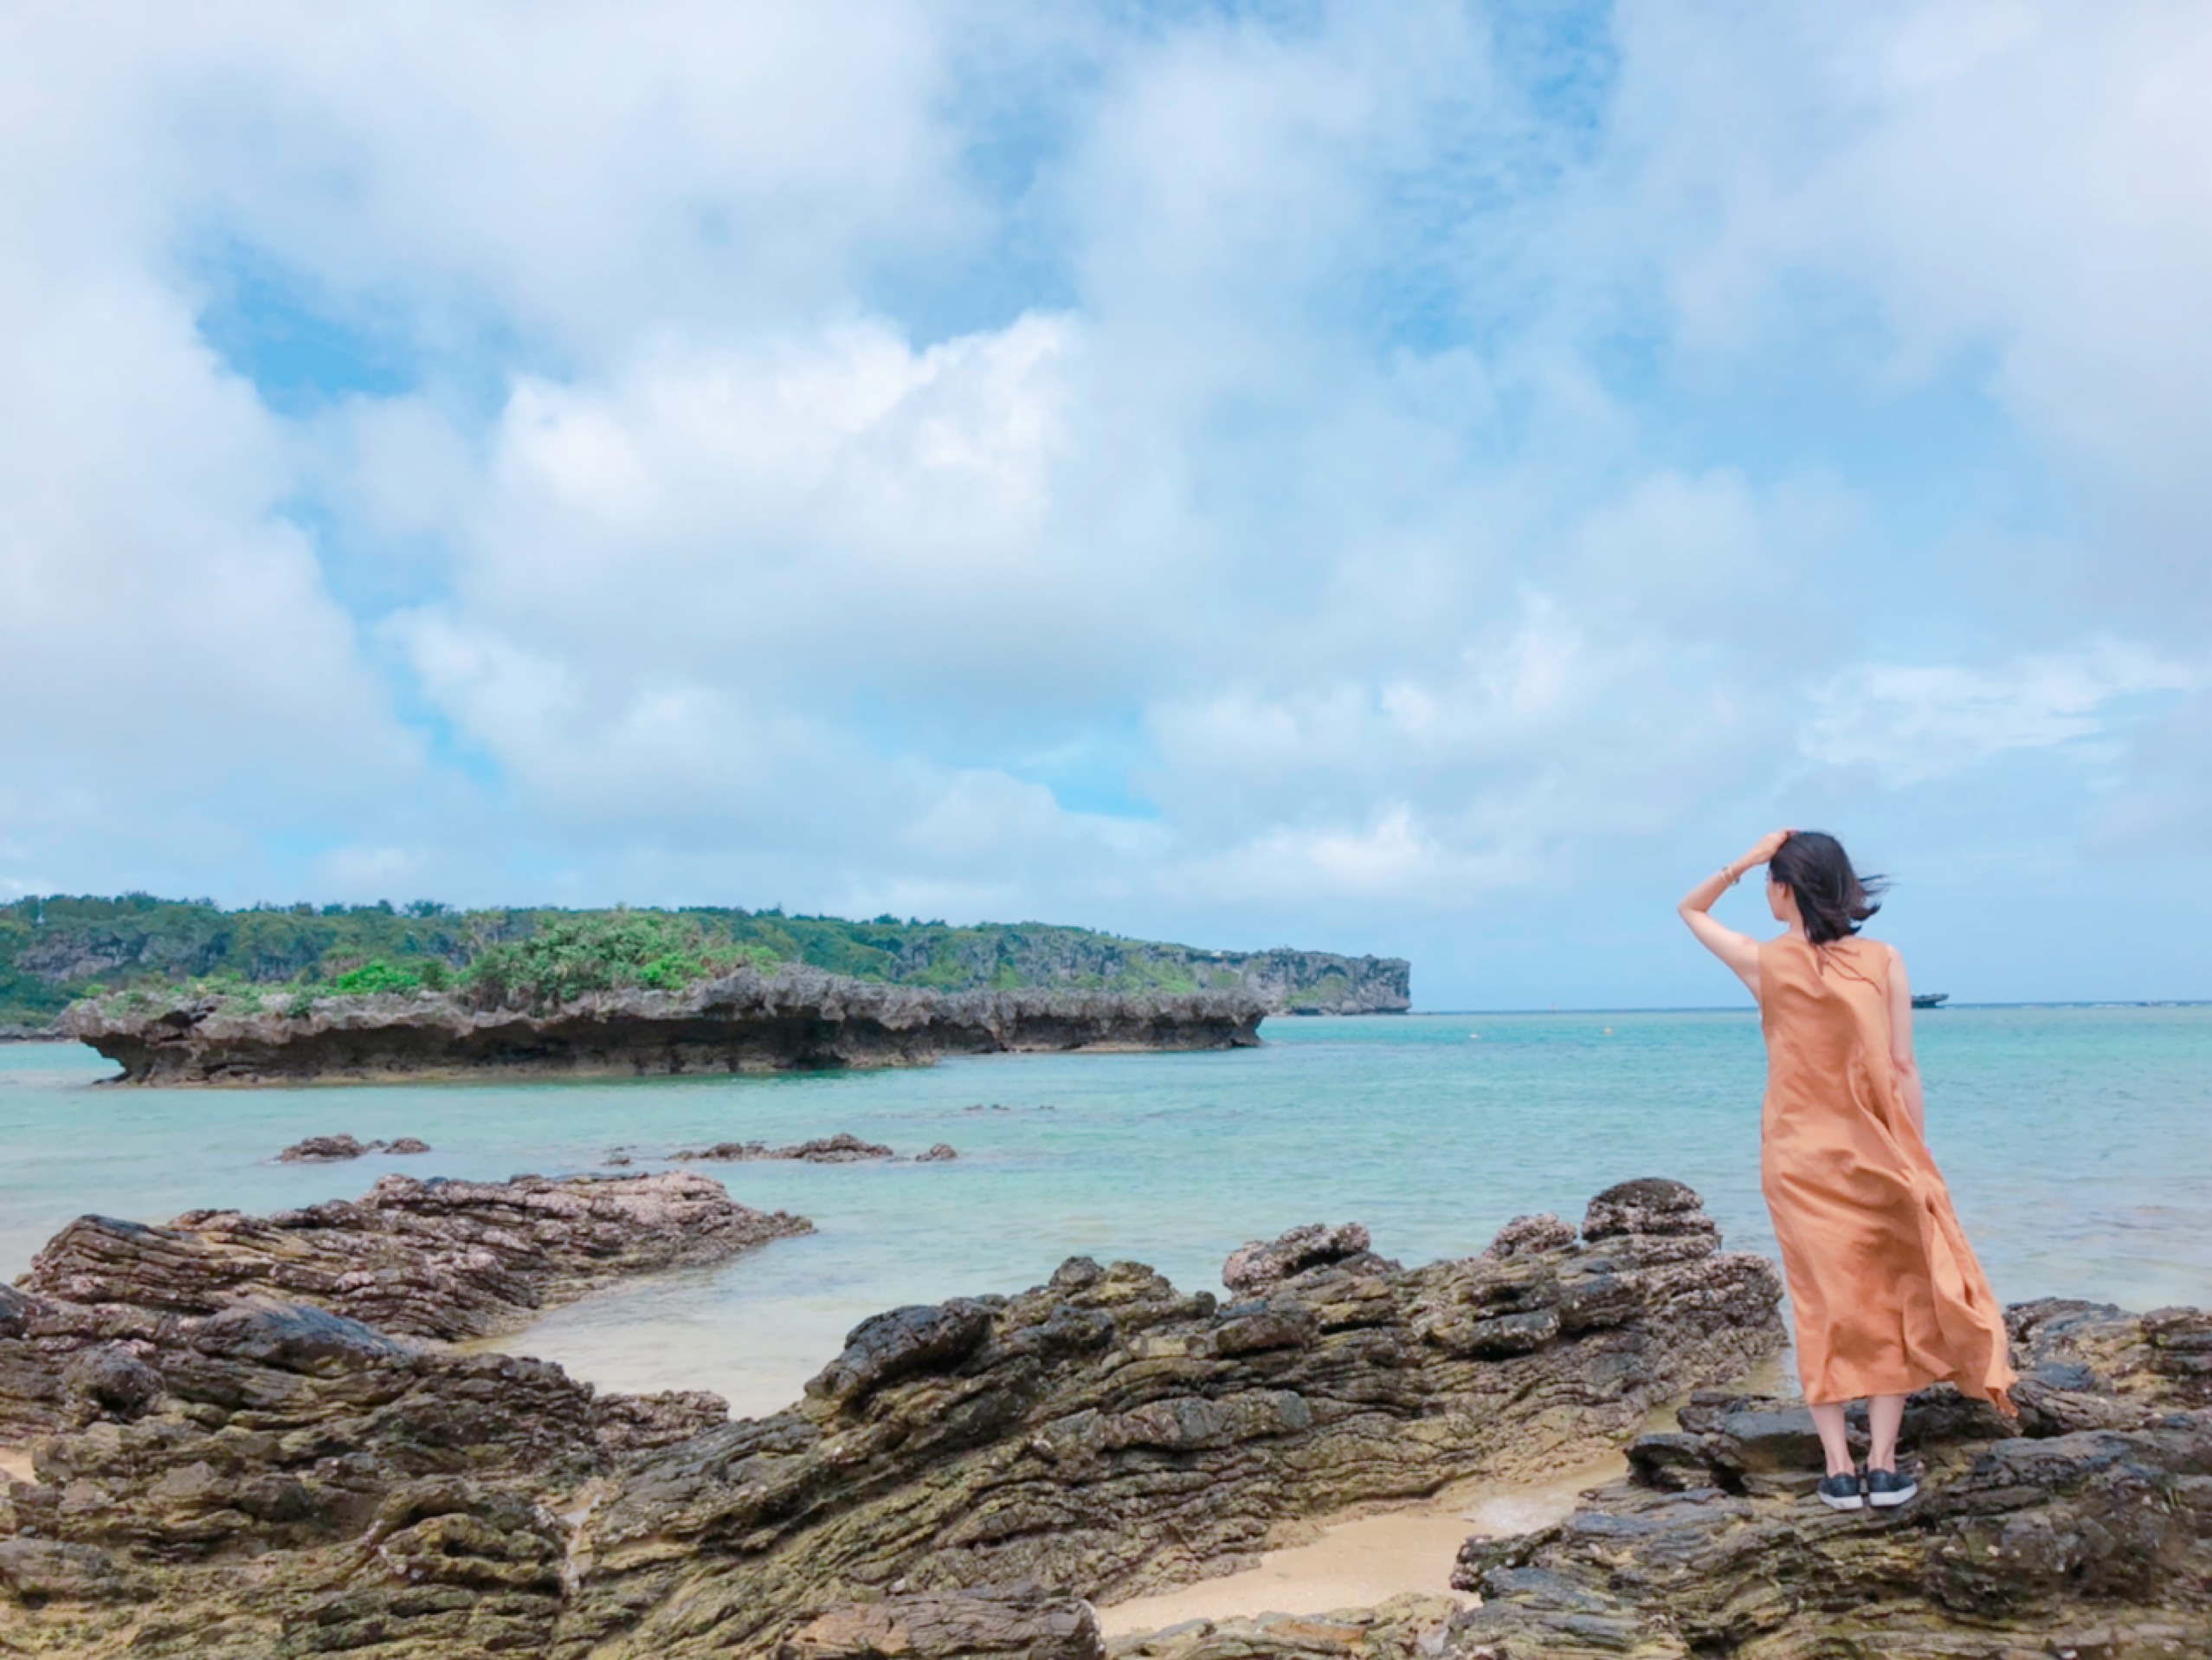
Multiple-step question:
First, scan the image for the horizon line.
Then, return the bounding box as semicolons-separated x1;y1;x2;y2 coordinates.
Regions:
1304;1000;2212;1017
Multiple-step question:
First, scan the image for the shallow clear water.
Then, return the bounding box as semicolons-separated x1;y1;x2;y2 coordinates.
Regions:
3;1005;2207;1415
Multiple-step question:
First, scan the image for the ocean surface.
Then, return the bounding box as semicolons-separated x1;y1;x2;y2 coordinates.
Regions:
3;1005;2207;1416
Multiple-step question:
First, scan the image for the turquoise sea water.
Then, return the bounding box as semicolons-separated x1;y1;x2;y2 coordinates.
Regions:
3;1006;2208;1416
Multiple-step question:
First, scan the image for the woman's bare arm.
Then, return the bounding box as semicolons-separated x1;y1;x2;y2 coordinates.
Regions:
1677;830;1790;999
1885;944;1926;1137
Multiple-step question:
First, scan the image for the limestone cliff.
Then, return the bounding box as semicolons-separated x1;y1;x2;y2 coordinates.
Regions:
1184;946;1409;1014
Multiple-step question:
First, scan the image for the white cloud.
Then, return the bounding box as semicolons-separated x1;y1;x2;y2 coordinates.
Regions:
0;257;417;838
3;2;2211;1001
315;843;426;894
1802;643;2202;785
1616;2;2212;605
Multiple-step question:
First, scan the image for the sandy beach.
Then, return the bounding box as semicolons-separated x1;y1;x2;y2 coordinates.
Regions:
1099;1350;1795;1633
1096;1453;1627;1634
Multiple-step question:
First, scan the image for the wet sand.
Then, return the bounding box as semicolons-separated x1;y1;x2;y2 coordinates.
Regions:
1100;1358;1796;1636
1097;1453;1626;1635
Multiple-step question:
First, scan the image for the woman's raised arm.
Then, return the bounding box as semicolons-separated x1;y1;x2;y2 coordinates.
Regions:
1678;830;1790;999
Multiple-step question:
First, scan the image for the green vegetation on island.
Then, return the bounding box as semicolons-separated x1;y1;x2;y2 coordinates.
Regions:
1;895;1411;1030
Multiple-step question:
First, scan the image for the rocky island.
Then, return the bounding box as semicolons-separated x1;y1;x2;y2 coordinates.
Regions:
13;901;1414;1079
0;895;1411;1038
63;969;1271;1083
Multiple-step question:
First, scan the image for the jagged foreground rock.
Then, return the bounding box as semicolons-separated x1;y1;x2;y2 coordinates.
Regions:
0;1179;1783;1658
1098;1301;2212;1660
558;1179;1782;1658
62;968;1270;1083
0;1172;808;1657
1424;1298;2212;1660
0;1289;730;1657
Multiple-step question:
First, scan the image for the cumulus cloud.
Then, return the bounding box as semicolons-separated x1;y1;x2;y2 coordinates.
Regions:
0;254;419;888
1802;643;2202;785
1614;0;2212;617
443;313;1081;679
3;0;2209;1000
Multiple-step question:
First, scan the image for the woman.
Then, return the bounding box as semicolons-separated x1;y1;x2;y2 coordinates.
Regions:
1680;829;2014;1511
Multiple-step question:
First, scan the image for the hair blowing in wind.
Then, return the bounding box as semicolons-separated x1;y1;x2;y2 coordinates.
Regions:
1766;830;1888;946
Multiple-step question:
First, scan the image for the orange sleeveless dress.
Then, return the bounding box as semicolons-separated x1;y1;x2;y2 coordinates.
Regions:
1758;934;2015;1410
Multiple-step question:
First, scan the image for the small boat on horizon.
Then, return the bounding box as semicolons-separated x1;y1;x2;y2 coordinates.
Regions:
1912;991;1950;1010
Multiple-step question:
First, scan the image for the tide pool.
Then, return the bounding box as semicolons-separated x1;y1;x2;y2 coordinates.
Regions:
3;1004;2207;1415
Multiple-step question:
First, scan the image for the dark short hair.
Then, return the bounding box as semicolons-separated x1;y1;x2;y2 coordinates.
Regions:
1769;830;1886;945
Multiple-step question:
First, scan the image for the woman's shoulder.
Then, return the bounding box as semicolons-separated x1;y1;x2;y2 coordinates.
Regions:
1839;933;1903;972
1764;932;1899;964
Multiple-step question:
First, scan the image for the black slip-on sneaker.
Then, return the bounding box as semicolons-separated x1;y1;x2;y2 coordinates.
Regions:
1866;1466;1919;1508
1816;1471;1865;1511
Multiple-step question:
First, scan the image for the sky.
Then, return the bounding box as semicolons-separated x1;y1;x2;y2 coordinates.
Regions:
2;1;2208;1010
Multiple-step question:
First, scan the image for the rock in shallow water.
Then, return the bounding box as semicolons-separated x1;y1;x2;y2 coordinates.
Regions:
276;1132;431;1161
674;1133;896;1164
18;1171;811;1340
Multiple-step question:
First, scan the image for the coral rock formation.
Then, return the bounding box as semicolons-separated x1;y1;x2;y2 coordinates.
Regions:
64;969;1270;1083
1221;1221;1379;1294
781;1586;1106;1660
0;1289;725;1656
19;1172;810;1341
1111;1592;1462;1660
0;1179;1781;1657
1447;1297;2212;1658
555;1179;1781;1656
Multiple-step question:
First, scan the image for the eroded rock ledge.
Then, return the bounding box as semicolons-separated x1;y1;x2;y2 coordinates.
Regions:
17;1171;810;1348
1106;1298;2212;1660
62;968;1270;1083
1439;1296;2212;1660
0;1179;1782;1658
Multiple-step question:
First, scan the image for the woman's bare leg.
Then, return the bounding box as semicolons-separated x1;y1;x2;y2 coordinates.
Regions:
1867;1393;1907;1470
1808;1402;1855;1476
